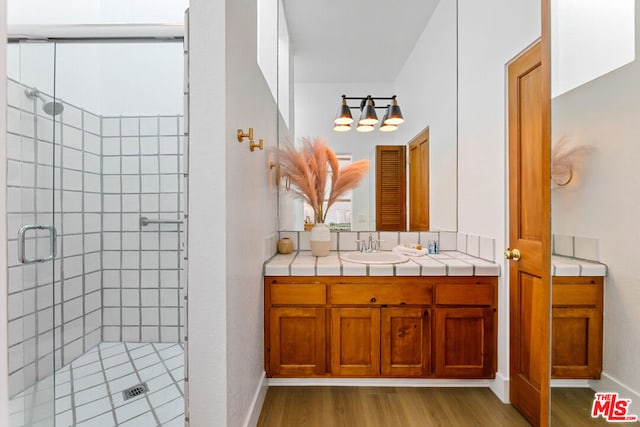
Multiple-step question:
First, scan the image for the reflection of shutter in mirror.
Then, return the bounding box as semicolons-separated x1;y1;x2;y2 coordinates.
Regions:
376;146;406;231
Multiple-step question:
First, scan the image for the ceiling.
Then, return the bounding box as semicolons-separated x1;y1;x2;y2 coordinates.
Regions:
282;0;441;83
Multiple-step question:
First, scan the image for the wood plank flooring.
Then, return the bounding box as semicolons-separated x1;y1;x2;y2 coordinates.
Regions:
551;388;610;426
258;386;611;426
257;387;531;427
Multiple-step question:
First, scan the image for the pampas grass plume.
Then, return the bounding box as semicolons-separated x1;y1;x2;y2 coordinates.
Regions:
551;136;591;186
277;137;370;223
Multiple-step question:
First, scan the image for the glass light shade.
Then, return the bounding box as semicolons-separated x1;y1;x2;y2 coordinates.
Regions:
384;99;404;125
333;124;351;132
356;123;375;132
358;97;379;125
334;99;353;125
379;123;398;132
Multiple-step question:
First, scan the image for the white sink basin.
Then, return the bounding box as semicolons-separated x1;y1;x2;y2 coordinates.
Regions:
340;251;409;265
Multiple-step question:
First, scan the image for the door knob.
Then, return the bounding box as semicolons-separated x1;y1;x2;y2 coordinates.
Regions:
504;248;521;261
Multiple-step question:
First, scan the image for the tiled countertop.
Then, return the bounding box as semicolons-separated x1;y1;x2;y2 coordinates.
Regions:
264;251;500;277
552;255;607;277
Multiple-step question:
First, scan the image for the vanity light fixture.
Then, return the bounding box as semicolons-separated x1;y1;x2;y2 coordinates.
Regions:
333;94;405;132
378;109;398;132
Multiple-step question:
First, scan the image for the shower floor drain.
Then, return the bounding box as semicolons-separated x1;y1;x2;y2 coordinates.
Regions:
122;383;149;401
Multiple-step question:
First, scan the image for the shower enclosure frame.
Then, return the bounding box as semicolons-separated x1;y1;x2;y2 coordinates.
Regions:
5;28;189;426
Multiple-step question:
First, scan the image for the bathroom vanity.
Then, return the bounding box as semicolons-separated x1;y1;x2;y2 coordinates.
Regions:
551;256;606;379
263;251;499;379
551;276;603;379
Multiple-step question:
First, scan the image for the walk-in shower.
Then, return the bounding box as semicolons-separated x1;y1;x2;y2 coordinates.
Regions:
6;33;187;427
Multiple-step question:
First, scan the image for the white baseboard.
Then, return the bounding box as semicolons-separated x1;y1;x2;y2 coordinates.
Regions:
243;372;268;427
590;373;640;402
267;377;494;387
550;379;591;388
489;372;509;403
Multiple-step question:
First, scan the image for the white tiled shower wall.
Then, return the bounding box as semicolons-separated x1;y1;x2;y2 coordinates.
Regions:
100;115;185;344
6;79;184;397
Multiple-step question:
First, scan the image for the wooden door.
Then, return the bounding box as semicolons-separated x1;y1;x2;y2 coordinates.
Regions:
409;129;429;231
376;146;406;230
381;307;430;377
330;308;380;376
507;40;551;426
433;307;495;378
269;307;326;376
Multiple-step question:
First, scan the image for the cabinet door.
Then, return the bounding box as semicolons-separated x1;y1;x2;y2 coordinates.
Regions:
552;307;602;379
269;307;326;376
381;307;430;377
433;307;495;378
330;308;380;376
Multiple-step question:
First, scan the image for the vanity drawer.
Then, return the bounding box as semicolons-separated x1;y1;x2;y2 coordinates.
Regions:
434;284;494;306
552;284;601;306
329;284;432;305
270;284;326;305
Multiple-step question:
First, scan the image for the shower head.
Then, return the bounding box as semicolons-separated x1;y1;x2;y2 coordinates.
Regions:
43;100;64;116
24;87;64;116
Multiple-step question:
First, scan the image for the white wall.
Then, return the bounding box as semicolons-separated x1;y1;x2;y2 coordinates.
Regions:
1;0;10;423
551;0;635;98
187;0;228;423
394;0;458;231
551;5;640;397
189;0;278;426
224;0;278;423
457;0;540;400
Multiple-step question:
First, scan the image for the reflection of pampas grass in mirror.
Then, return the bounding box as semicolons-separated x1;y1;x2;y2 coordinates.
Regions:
551;136;591;188
276;137;370;223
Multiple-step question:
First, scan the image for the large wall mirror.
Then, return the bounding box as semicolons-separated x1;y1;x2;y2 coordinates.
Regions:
276;0;458;232
550;0;638;422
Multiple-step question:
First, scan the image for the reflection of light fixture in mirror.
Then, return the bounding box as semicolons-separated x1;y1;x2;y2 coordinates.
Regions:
334;95;353;125
333;124;351;132
356;123;375;132
358;96;379;125
379;108;398;132
384;96;404;125
333;94;404;132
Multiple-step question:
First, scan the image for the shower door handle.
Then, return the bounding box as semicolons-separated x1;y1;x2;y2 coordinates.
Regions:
17;224;57;264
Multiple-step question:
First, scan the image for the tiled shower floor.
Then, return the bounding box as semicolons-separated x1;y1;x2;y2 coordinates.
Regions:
9;342;185;426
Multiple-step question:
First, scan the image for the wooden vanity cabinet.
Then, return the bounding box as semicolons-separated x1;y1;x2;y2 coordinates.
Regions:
328;281;432;377
266;282;327;376
432;282;497;378
551;276;603;379
380;306;431;377
265;276;497;379
330;306;431;377
330;307;381;376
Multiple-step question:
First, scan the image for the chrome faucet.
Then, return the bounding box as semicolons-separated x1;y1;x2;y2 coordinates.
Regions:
368;234;377;252
355;234;381;253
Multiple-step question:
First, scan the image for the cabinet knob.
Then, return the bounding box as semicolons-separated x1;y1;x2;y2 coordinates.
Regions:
370;297;377;303
424;310;429;317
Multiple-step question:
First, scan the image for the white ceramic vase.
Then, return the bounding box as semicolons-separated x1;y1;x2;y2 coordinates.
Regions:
310;222;330;257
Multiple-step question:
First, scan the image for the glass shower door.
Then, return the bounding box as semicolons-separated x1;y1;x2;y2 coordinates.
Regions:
7;40;59;427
